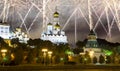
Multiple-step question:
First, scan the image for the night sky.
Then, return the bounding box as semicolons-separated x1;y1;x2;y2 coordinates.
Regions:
0;0;120;45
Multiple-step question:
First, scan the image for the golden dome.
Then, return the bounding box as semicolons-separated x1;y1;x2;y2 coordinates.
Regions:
47;23;52;25
16;27;21;32
55;23;60;28
53;11;59;18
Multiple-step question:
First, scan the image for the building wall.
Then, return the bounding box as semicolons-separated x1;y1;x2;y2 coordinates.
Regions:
41;34;67;44
0;25;11;39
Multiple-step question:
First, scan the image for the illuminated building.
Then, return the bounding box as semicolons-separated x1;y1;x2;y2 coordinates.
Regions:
0;22;11;39
84;30;102;54
86;30;98;48
41;11;68;44
82;30;105;63
11;27;29;43
0;21;29;43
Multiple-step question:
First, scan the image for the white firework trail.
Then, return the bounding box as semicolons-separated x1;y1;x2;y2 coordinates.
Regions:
0;0;119;42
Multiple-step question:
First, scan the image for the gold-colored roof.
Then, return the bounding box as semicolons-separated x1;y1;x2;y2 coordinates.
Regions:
48;23;52;25
54;11;59;18
54;23;60;28
16;27;21;32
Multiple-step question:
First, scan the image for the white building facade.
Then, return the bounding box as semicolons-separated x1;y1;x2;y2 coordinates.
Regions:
41;11;68;44
11;27;29;43
0;22;29;43
0;22;11;39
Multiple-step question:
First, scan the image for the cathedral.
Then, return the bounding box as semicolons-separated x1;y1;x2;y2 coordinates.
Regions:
0;21;29;44
11;27;29;43
41;11;68;44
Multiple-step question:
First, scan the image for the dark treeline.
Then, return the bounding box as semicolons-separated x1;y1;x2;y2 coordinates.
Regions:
0;37;70;65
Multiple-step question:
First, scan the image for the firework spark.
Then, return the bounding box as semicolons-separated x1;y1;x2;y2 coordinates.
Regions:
0;0;119;44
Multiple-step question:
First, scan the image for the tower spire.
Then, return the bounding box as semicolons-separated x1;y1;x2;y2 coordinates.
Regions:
55;6;57;12
53;6;59;26
53;6;59;18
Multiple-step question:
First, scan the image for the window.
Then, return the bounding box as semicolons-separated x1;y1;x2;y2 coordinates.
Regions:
1;27;3;29
5;31;8;33
5;27;8;29
1;30;3;33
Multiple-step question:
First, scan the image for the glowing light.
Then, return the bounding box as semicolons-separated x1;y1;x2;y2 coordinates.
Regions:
48;51;52;55
42;48;48;52
65;50;74;55
1;49;7;53
89;50;94;57
103;49;113;56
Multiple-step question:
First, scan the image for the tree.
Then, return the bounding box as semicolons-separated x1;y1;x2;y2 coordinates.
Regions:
99;55;105;64
106;56;111;64
93;56;97;64
75;40;87;54
0;37;10;48
56;43;70;53
0;37;5;45
54;43;70;63
10;38;19;48
40;40;54;50
27;39;35;46
19;43;28;51
11;38;30;64
26;48;36;63
73;48;83;54
76;39;87;48
13;47;24;65
79;55;84;64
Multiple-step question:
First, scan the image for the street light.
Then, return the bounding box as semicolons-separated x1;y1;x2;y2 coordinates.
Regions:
48;51;52;64
42;48;48;65
42;49;48;52
1;49;7;57
1;49;7;66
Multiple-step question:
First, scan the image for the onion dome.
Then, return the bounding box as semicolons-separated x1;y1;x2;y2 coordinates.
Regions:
16;27;21;32
54;23;60;28
53;11;59;18
47;22;52;25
